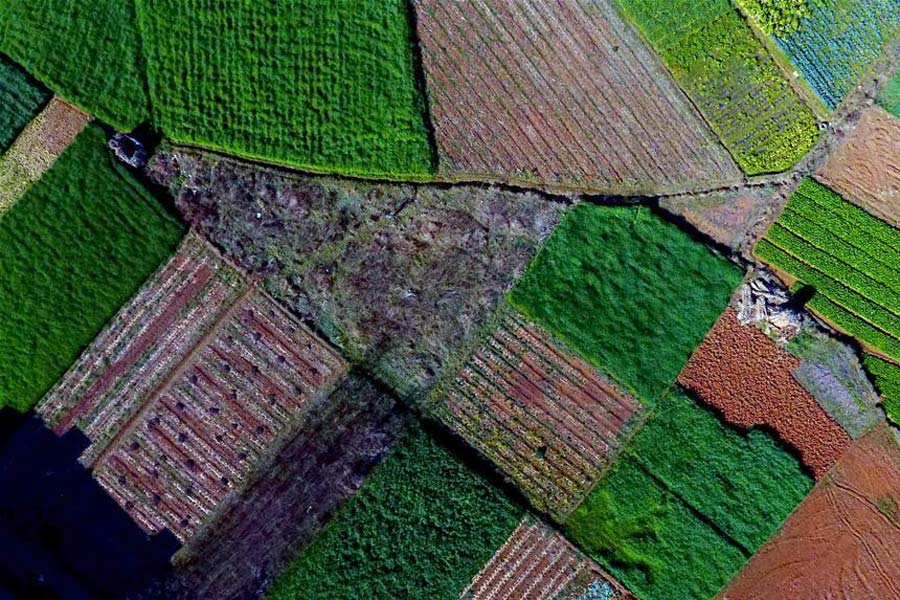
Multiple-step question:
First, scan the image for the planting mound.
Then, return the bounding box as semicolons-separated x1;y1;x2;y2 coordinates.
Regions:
721;423;900;599
413;0;739;194
679;308;851;478
461;516;632;600
437;308;643;518
817;106;900;227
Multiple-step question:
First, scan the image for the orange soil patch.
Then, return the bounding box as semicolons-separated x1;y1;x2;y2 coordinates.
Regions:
413;0;739;194
720;423;900;600
439;309;642;518
817;106;900;227
461;516;633;600
678;308;851;478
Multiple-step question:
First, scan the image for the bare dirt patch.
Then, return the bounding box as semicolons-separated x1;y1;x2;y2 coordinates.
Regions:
678;308;851;478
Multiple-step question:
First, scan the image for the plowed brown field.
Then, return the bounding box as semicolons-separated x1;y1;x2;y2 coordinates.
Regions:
438;309;642;517
678;308;851;478
720;424;900;600
413;0;739;194
817;106;900;227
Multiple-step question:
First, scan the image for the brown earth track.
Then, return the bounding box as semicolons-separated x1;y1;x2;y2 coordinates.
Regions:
678;308;852;478
440;310;642;517
816;106;900;227
461;516;632;600
720;423;900;600
412;0;740;194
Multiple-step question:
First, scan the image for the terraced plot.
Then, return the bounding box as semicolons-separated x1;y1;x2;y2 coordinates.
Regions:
755;179;900;364
39;235;348;542
413;0;739;194
614;0;820;174
817;106;900;227
0;53;49;153
437;309;643;518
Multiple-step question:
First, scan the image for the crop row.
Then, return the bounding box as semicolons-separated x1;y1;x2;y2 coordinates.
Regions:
614;0;820;174
755;179;900;362
863;355;900;425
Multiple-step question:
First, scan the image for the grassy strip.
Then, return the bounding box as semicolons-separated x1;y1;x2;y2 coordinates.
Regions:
508;203;741;405
881;67;900;117
264;424;523;600
136;0;433;178
0;0;149;129
863;355;900;425
0;124;184;411
0;54;49;153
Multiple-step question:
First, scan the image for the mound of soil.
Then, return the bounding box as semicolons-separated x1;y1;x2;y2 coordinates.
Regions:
678;308;851;478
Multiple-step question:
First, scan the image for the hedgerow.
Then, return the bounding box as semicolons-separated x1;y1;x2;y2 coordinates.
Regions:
0;54;49;153
0;0;149;130
0;124;184;411
136;0;434;178
264;424;522;600
736;0;819;36
614;0;820;174
508;203;741;404
863;355;900;425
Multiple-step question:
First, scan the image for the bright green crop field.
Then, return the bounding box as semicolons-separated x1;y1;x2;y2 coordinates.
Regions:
565;390;812;600
265;424;522;600
880;68;900;117
508;203;741;404
614;0;820;174
136;0;434;178
864;355;900;426
0;124;184;411
0;0;150;130
756;179;900;363
0;54;49;153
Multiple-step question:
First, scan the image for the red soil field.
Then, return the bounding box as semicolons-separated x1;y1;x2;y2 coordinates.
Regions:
678;308;851;478
462;516;633;600
413;0;740;194
817;106;900;227
38;235;348;542
720;423;900;600
439;309;642;517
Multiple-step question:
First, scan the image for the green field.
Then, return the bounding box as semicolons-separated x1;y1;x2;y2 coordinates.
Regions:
880;68;900;117
0;54;49;153
136;0;433;178
614;0;820;174
565;390;811;600
508;203;741;404
0;124;184;411
265;425;522;600
755;179;900;363
0;0;149;130
864;355;900;426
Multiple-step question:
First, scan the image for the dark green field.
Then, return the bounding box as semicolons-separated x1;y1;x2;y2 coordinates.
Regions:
0;54;49;153
264;425;522;600
0;124;183;411
508;203;741;404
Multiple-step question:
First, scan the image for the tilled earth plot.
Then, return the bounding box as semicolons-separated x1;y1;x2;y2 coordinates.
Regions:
412;0;739;194
817;106;900;227
679;308;851;478
436;308;643;518
461;516;633;600
720;423;900;600
152;149;563;399
38;234;348;542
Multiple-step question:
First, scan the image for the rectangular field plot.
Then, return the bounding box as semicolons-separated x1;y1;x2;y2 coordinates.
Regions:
39;235;348;542
436;309;642;518
413;0;739;194
755;179;900;364
461;516;633;600
772;0;900;110
817;106;900;227
137;0;432;178
614;0;820;174
0;54;49;153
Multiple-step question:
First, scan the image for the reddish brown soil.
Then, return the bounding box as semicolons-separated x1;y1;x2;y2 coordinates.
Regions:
441;309;642;517
413;0;739;193
678;308;851;478
462;516;633;600
720;423;900;600
817;106;900;227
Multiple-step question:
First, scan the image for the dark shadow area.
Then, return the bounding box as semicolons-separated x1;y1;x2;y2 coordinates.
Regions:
0;415;179;599
787;284;817;310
